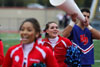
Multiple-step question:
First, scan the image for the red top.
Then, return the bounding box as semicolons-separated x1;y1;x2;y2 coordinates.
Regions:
0;40;4;65
42;35;72;67
3;40;59;67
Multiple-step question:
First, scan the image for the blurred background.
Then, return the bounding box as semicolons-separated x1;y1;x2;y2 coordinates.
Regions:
0;0;100;67
0;0;100;31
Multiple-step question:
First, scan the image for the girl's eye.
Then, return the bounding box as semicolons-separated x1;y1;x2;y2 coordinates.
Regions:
56;27;58;29
51;27;54;29
50;26;58;29
20;28;32;32
28;29;32;32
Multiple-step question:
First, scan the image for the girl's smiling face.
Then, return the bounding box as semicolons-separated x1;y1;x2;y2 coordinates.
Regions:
46;23;59;38
20;22;38;44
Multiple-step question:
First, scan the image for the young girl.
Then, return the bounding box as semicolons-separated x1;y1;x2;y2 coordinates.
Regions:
42;21;72;67
3;18;58;67
0;39;4;66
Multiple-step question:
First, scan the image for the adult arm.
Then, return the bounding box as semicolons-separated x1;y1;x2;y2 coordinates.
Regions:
62;14;78;38
88;25;100;39
83;18;100;40
62;20;75;37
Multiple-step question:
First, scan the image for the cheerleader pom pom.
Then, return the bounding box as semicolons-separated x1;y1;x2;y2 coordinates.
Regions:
30;62;46;67
64;45;82;67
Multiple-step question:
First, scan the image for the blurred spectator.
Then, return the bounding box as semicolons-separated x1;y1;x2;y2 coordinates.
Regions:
27;3;45;9
56;13;64;28
63;13;70;28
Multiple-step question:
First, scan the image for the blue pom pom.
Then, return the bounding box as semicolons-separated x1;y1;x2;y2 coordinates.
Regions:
30;62;46;67
64;45;82;67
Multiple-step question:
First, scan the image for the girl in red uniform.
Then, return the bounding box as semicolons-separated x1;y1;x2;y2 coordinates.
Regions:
42;21;72;67
3;18;58;67
0;39;4;67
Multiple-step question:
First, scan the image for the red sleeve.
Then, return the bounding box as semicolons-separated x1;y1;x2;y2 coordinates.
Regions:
45;48;59;67
63;37;72;47
3;47;12;67
0;40;4;65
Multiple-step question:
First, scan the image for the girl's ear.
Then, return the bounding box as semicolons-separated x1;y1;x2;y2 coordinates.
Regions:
46;29;48;34
36;32;40;38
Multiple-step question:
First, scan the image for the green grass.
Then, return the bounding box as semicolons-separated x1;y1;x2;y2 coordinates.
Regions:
92;40;100;67
3;40;20;55
0;33;100;67
0;33;20;55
